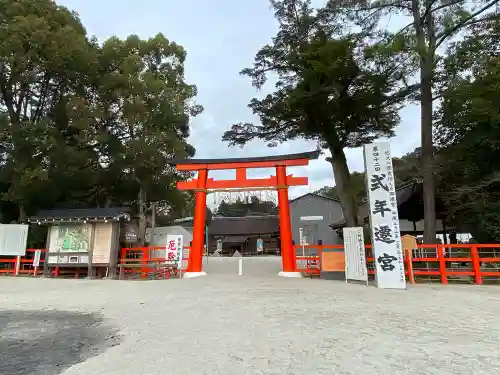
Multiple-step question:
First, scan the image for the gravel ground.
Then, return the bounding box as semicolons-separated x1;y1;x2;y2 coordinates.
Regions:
1;257;500;375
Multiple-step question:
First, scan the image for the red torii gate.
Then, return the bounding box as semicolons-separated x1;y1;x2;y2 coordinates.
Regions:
168;151;320;278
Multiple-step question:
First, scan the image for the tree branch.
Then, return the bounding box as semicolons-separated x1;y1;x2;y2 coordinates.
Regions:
347;0;412;12
435;0;500;48
423;0;464;20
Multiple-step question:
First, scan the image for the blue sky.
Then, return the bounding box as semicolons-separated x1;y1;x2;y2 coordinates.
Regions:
57;0;421;199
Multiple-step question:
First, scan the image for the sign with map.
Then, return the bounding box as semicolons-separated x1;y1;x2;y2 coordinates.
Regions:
49;224;92;253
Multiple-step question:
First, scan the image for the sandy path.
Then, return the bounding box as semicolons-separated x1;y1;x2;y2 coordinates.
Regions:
1;258;500;375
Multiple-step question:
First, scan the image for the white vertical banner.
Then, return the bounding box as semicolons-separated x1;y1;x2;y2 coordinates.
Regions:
32;250;42;267
343;227;368;284
364;142;406;289
299;228;306;245
166;234;184;268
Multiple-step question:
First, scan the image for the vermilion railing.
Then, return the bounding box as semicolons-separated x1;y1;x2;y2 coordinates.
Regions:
294;244;500;284
0;248;46;276
3;244;500;285
120;246;190;279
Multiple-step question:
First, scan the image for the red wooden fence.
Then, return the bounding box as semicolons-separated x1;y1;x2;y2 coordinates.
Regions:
120;246;190;279
294;243;500;284
3;244;500;285
0;248;46;276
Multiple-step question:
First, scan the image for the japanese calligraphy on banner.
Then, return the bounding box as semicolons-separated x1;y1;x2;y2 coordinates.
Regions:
363;142;406;289
165;234;184;267
343;227;368;284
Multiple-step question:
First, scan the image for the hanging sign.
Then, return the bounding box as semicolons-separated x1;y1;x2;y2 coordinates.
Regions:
343;227;368;284
166;234;184;267
364;142;406;289
300;216;323;221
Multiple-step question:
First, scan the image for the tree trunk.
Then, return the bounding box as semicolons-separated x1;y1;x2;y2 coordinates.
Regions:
18;204;26;223
137;187;146;246
328;146;359;228
420;70;436;244
151;202;156;231
418;0;437;244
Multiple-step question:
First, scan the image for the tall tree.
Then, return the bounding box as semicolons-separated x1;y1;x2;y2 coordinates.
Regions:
85;34;201;244
0;0;95;220
435;22;500;241
329;0;500;242
0;0;201;230
222;0;408;227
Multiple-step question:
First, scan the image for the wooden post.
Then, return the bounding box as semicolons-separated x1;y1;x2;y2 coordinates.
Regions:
141;247;148;279
43;228;52;277
471;245;482;285
437;245;447;284
87;223;97;279
405;248;415;284
107;222;121;279
14;256;21;276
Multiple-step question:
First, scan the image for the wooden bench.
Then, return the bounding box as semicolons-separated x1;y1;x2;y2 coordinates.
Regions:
118;262;179;280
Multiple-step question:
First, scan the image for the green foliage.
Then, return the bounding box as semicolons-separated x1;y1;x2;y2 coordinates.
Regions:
0;0;201;223
328;0;500;242
315;151;420;202
315;172;367;203
435;36;500;242
222;0;409;227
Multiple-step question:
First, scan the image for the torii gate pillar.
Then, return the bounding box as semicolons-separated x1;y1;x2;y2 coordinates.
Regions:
168;151;320;278
276;165;299;277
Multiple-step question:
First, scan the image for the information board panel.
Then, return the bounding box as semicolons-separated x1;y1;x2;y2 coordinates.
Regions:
0;224;28;256
343;227;368;283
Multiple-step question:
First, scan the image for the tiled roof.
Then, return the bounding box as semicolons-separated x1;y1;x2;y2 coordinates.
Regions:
289;192;340;204
28;207;131;223
167;150;320;165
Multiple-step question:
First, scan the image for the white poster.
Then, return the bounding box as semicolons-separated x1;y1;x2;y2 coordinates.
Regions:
166;234;184;267
364;142;406;289
0;224;28;256
343;227;368;283
92;223;113;264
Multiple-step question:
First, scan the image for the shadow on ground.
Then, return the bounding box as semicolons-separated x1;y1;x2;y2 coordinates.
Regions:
0;310;121;375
